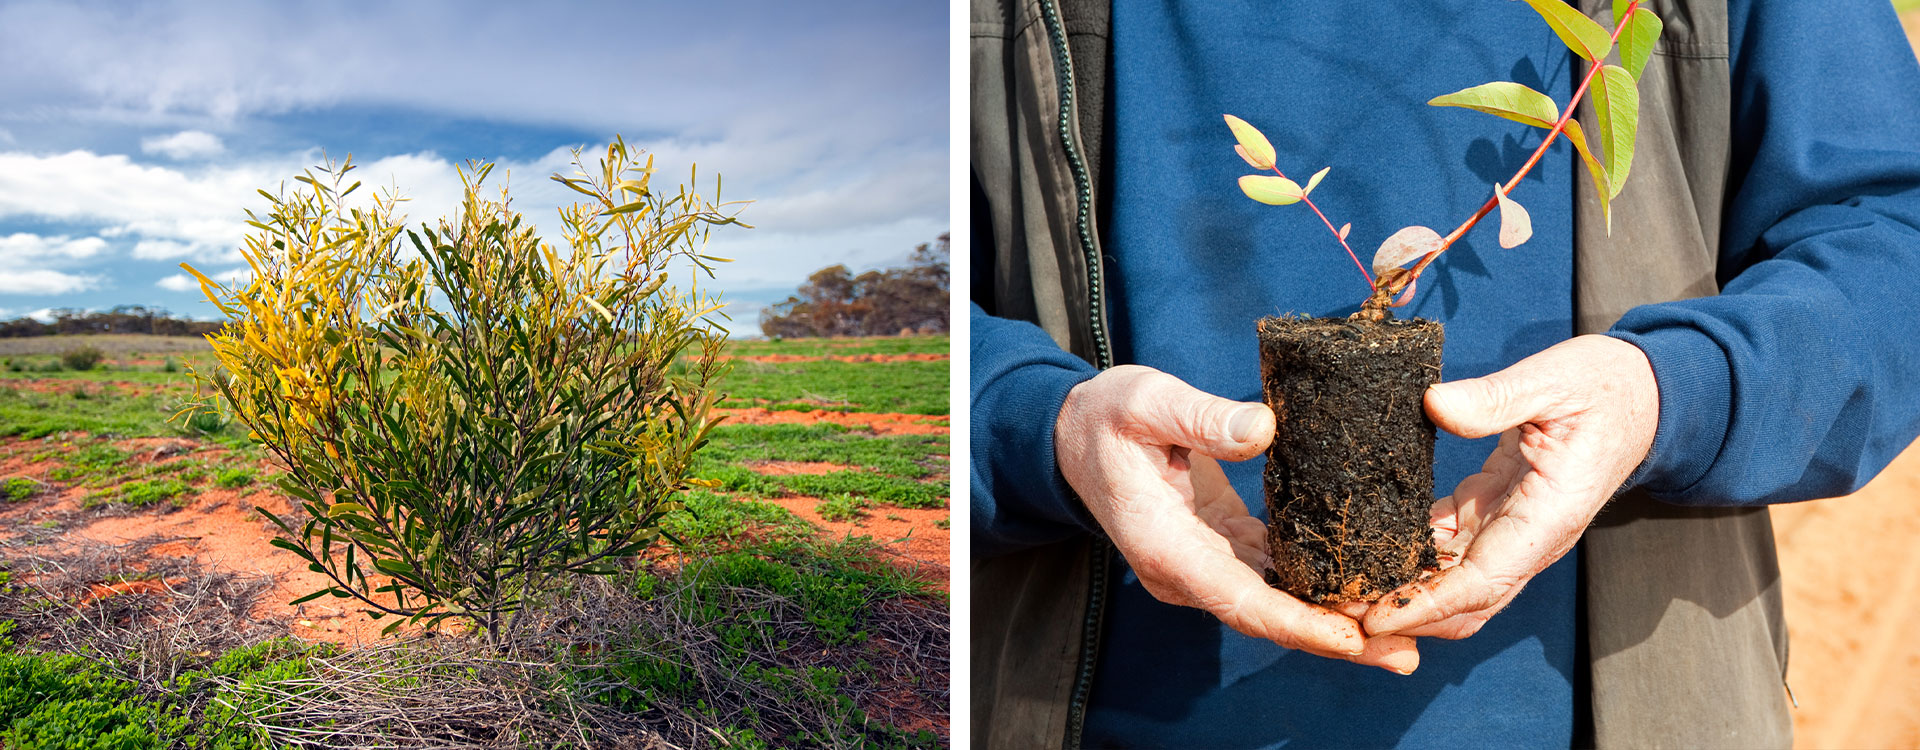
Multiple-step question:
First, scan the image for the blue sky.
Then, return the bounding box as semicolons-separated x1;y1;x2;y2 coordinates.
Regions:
0;0;948;334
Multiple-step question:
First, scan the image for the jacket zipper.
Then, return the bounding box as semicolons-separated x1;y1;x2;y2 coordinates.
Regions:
1036;1;1112;747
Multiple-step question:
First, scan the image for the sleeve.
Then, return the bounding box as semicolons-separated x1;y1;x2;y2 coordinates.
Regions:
1607;0;1920;505
969;301;1104;557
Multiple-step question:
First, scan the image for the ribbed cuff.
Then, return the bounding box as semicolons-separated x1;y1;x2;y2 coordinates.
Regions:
982;360;1102;533
1605;325;1733;497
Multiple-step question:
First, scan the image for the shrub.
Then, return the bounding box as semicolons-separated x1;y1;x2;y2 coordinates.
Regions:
58;346;103;372
183;141;746;641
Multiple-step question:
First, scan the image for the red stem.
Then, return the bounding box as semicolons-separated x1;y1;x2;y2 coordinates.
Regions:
1270;164;1375;289
1405;0;1638;282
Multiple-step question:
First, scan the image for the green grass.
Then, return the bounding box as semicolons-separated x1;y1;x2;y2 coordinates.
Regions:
0;386;245;444
700;423;946;479
3;479;36;503
692;427;948;509
88;478;192;508
720;359;948;415
728;335;947;358
214;466;256;489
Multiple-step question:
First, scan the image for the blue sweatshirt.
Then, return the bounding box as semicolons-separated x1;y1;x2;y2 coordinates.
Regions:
972;1;1920;747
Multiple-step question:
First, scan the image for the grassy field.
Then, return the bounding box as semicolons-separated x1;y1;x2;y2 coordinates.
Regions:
0;332;950;748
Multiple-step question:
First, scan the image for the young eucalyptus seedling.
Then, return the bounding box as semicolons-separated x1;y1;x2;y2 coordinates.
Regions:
1227;0;1663;320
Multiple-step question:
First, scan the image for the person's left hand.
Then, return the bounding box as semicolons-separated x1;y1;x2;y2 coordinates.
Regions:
1362;335;1661;640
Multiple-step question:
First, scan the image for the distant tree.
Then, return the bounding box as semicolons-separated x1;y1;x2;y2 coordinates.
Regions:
0;308;222;338
760;233;949;338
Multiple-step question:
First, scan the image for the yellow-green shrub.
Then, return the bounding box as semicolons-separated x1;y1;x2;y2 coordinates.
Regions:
183;139;745;640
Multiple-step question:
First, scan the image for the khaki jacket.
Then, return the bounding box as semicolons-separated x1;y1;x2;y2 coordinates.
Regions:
970;1;1791;747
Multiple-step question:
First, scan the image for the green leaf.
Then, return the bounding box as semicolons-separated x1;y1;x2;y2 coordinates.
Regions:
605;201;648;215
1428;81;1560;129
288;589;333;605
1591;63;1640;207
1619;8;1663;81
1517;0;1613;62
373;559;416;577
1303;167;1330;197
1238;175;1304;206
269;538;316;563
1563;120;1613;231
327;502;370;519
1223;115;1276;171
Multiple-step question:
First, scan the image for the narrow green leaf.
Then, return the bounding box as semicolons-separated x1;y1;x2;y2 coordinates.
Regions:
269;538;317;563
1591;63;1640;205
1619;8;1663;81
1303;167;1330;197
1517;0;1614;62
1238;175;1304;206
289;589;333;605
605;201;648;215
373;559;416;576
1428;81;1560;129
327;502;370;519
1223;115;1276;171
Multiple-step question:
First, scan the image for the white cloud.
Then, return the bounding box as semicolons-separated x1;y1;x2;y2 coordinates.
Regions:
155;273;196;291
157;266;248;292
0;269;102;295
140;130;224;160
27;308;56;323
0;232;108;260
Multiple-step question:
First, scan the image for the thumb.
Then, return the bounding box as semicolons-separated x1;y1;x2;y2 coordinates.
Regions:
1131;374;1275;461
1425;367;1559;439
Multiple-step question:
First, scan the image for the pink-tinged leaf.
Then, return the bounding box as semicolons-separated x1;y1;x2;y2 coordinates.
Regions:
1372;225;1441;277
1224;115;1276;171
1304;167;1330;197
1391;279;1418;307
1494;182;1533;249
1338;223;1352;241
1238;175;1304;206
1234;145;1264;169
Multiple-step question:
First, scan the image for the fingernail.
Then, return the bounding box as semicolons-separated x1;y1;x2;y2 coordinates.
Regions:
1229;406;1266;443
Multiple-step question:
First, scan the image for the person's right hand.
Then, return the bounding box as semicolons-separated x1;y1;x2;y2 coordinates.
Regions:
1056;365;1420;674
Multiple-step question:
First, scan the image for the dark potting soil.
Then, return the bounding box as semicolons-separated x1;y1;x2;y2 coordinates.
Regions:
1257;315;1442;604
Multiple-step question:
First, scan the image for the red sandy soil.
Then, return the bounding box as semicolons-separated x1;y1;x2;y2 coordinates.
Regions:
1775;437;1920;749
732;353;948;364
749;460;850;475
0;379;184;397
1;430;952;644
761;495;948;594
717;407;948;435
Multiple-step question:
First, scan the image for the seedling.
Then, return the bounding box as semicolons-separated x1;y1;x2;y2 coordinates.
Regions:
1227;0;1662;320
1225;1;1664;604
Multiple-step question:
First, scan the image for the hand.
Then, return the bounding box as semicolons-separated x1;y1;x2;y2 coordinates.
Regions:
1057;365;1420;673
1363;335;1660;639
